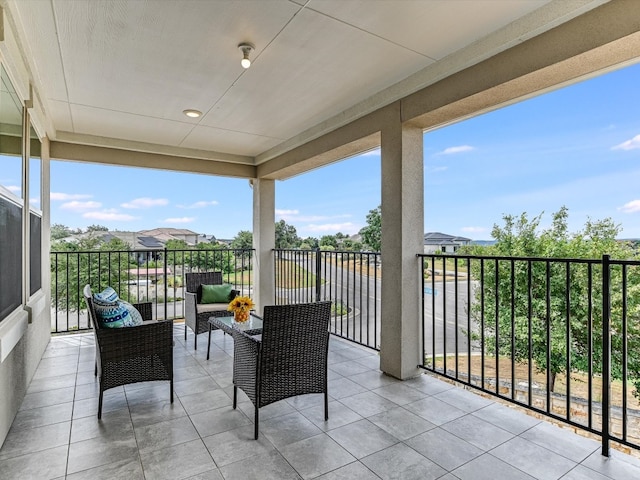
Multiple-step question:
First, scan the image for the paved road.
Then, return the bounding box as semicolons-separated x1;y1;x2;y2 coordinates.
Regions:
278;253;478;355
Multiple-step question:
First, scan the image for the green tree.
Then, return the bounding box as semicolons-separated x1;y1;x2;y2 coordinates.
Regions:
101;237;131;251
51;236;135;313
465;207;640;395
231;230;253;250
320;235;338;249
301;237;319;249
341;239;363;251
187;243;235;274
165;239;189;250
86;224;109;232
231;230;253;263
164;239;191;268
275;220;300;249
359;205;381;252
51;223;73;240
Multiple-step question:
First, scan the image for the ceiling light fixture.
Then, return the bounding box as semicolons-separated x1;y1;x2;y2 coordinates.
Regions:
183;109;202;118
238;42;255;69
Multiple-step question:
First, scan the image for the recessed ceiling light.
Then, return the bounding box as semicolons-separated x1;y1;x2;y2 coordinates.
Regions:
183;109;202;118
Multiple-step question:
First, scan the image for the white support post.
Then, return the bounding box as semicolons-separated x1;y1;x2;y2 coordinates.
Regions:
379;112;424;380
252;178;275;315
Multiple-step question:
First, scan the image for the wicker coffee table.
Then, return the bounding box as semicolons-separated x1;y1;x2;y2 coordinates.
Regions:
207;314;263;360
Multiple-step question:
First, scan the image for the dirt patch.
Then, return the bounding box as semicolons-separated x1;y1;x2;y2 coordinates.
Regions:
431;355;640;411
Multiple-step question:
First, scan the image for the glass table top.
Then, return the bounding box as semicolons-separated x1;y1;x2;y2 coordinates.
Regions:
210;314;263;333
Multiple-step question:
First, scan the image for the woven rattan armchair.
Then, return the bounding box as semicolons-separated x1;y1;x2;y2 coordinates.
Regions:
232;301;332;439
83;285;174;419
184;271;238;349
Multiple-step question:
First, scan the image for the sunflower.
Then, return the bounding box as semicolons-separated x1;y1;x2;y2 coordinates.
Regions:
227;295;255;313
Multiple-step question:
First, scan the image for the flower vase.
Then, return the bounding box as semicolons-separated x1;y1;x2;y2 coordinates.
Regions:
234;309;249;323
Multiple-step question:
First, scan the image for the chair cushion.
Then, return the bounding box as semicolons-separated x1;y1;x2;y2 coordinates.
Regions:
92;286;143;328
93;299;130;328
121;300;144;327
196;303;230;313
200;283;233;304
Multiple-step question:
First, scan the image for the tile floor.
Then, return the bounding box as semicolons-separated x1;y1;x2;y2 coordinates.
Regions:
1;325;640;480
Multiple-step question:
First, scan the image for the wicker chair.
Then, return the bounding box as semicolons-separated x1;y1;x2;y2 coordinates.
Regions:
184;271;238;349
232;301;332;439
83;285;174;419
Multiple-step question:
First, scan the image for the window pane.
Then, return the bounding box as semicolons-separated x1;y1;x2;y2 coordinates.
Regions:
1;65;23;199
30;212;42;295
30;125;41;211
29;125;42;295
0;64;24;321
0;198;22;319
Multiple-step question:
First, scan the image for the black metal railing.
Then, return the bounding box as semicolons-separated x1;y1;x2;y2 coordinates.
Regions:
50;248;253;333
51;244;640;454
274;248;381;350
418;253;640;455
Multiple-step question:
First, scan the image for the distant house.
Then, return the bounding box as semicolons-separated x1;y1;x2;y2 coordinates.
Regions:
138;228;201;246
126;267;173;285
423;232;471;254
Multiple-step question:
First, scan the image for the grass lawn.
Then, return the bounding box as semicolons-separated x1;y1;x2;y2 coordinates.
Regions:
222;261;318;289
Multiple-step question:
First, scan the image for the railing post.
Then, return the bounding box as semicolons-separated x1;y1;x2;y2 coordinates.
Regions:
315;248;322;302
163;248;168;321
601;254;611;457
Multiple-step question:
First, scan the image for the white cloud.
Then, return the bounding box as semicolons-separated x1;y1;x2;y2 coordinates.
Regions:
619;199;640;213
612;134;640;151
61;200;102;211
51;192;92;201
121;197;169;209
82;211;137;221
359;148;380;157
461;226;489;234
439;145;474;155
305;222;359;234
177;200;219;209
7;185;20;193
277;209;352;224
276;209;299;216
426;166;448;173
163;217;195;224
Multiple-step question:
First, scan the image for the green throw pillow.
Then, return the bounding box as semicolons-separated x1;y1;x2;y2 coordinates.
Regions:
200;283;233;304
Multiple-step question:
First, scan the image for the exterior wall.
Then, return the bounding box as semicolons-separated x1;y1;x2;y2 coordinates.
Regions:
0;293;50;447
0;13;52;447
0;139;51;448
423;244;440;254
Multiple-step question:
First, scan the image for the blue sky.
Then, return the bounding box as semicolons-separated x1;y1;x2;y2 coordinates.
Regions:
8;61;640;241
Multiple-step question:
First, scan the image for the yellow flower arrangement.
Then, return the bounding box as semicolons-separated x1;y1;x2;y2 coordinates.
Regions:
227;295;255;322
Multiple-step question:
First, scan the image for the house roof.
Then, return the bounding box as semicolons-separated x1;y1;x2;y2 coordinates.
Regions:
6;1;635;181
138;236;164;249
58;229;210;250
139;228;198;237
423;232;472;244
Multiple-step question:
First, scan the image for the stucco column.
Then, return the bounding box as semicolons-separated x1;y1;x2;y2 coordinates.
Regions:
252;178;275;315
379;112;424;380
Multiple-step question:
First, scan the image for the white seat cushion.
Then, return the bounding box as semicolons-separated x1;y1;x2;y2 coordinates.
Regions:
197;303;229;313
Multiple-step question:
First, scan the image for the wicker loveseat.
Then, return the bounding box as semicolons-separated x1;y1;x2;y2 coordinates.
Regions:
83;285;174;419
184;271;238;349
232;301;332;439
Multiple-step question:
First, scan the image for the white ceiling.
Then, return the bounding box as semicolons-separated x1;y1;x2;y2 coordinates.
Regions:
5;0;608;166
